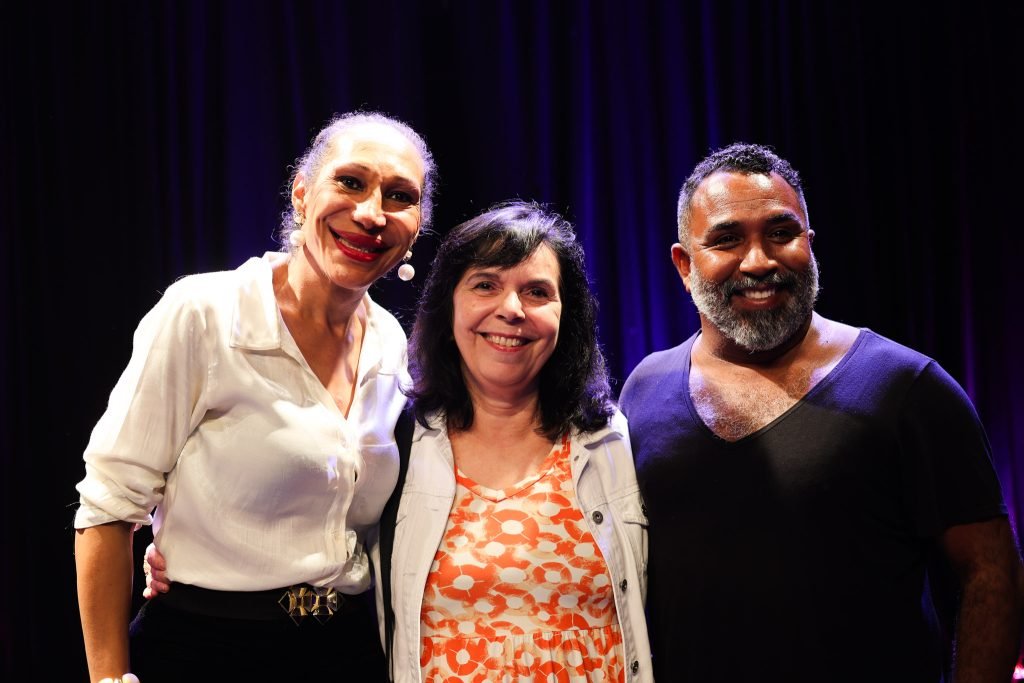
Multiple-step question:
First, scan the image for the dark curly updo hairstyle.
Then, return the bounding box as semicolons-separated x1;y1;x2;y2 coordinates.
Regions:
407;200;614;440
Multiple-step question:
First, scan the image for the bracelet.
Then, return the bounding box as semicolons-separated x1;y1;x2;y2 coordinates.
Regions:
98;675;140;683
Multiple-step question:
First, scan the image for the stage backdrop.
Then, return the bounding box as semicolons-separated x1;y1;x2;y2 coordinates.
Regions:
2;1;1021;678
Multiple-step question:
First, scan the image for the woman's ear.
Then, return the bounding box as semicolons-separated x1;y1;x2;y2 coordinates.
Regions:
291;174;307;219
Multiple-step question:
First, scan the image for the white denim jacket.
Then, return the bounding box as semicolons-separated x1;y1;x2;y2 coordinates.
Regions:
378;409;653;683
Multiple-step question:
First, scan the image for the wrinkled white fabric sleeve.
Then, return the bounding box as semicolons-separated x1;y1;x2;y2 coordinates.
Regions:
75;280;209;528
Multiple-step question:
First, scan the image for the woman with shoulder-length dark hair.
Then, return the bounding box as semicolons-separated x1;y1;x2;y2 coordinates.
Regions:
386;200;653;682
407;200;612;438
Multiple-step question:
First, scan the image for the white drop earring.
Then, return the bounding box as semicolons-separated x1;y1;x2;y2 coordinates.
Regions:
397;250;415;281
289;230;306;248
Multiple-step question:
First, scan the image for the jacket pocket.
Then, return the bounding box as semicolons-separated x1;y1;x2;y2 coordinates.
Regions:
611;492;649;598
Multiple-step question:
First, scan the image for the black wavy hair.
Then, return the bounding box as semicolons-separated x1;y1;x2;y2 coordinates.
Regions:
406;200;614;439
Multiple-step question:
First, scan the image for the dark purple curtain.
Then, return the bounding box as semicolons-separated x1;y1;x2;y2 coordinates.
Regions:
3;1;1021;678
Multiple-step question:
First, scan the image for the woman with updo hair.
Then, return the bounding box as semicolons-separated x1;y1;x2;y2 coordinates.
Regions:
74;110;436;683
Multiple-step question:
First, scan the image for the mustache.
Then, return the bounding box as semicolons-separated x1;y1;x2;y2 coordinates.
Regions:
722;272;799;298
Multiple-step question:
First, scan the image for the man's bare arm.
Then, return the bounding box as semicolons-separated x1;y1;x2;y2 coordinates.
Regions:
941;516;1023;683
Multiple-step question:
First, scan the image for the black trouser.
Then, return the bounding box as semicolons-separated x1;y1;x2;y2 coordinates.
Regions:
129;586;387;682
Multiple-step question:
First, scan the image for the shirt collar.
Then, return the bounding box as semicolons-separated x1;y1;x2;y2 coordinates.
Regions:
227;252;402;380
229;252;287;351
413;412;445;443
574;417;624;448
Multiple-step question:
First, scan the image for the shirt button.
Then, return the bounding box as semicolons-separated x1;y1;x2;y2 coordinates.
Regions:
619;579;628;591
631;660;639;674
591;510;603;524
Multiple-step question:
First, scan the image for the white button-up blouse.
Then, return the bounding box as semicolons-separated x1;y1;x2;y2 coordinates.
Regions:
75;252;408;594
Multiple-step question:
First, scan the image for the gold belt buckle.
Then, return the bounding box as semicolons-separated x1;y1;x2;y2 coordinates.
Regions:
278;585;340;625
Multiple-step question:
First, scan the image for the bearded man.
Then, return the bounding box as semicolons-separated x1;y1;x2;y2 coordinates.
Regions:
620;143;1021;682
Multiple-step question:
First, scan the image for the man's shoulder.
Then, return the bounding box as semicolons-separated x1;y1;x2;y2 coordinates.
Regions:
823;326;977;419
625;334;697;379
848;327;936;374
619;333;698;414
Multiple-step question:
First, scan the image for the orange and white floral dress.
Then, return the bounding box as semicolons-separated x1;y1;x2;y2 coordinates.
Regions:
419;436;625;683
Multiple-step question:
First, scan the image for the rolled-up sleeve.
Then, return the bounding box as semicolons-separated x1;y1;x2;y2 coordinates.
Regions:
75;281;209;528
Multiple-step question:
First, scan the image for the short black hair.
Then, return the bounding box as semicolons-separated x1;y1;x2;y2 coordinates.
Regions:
676;142;807;250
407;200;614;439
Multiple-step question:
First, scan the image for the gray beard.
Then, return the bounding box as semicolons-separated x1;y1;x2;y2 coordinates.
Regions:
688;256;820;353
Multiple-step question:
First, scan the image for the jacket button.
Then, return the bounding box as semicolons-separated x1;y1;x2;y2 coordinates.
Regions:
619;579;628;591
631;660;639;674
591;510;603;524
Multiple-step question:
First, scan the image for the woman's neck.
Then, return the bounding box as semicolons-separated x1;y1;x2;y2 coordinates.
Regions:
274;254;366;334
449;391;555;490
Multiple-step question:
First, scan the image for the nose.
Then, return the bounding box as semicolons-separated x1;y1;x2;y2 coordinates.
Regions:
351;189;386;230
739;239;778;277
496;290;525;322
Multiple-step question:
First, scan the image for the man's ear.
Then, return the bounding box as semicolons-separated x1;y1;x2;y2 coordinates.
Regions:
671;243;693;293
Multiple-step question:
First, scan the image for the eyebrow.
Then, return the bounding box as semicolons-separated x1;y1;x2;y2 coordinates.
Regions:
330;162;421;189
465;270;559;288
705;212;804;235
765;212;803;225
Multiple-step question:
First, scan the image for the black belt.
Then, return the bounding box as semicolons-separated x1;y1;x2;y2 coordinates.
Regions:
157;582;357;624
